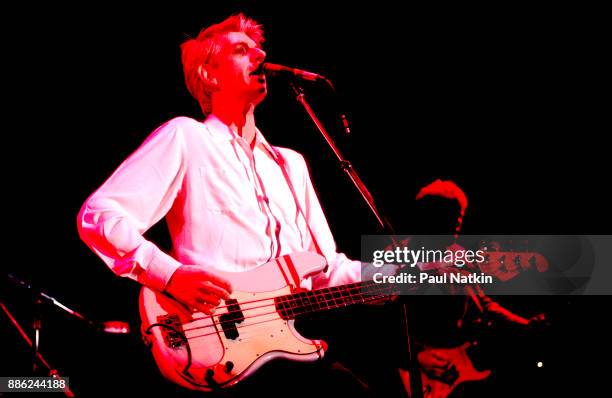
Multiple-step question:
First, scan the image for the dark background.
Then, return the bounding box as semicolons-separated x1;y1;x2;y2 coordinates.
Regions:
2;2;608;396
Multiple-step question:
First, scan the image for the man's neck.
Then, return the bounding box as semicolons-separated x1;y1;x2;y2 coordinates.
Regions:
211;97;257;148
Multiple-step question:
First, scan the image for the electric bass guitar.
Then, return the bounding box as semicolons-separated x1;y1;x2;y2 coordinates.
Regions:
139;252;392;392
140;249;548;392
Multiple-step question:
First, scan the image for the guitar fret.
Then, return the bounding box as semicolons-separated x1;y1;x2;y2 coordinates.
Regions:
320;289;331;309
305;291;317;311
275;279;396;319
352;288;364;304
298;292;309;312
339;286;350;306
287;295;297;318
313;288;327;310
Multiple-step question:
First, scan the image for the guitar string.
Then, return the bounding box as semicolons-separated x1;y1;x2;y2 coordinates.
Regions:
179;289;391;336
179;270;493;333
181;289;392;334
182;255;511;317
186;254;519;315
189;281;380;313
176;252;535;315
186;280;391;322
184;294;389;341
181;282;394;331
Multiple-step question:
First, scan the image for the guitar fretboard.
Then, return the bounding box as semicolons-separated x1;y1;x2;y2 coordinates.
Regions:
274;280;397;319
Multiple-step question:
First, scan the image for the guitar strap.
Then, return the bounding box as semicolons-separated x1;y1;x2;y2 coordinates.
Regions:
270;147;325;259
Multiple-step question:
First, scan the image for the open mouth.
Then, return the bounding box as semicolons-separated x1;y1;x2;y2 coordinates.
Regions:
250;63;265;76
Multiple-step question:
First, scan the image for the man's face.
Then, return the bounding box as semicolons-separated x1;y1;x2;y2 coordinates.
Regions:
413;196;462;235
210;31;267;105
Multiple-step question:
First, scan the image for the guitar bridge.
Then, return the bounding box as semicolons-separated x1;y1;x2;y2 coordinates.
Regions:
156;314;186;348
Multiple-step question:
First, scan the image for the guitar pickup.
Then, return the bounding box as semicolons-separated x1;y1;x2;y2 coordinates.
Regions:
219;299;245;340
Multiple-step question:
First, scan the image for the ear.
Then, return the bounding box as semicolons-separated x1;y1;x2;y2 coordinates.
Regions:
198;64;218;88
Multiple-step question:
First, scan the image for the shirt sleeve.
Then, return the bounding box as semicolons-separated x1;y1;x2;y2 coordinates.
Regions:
77;119;187;291
296;154;362;288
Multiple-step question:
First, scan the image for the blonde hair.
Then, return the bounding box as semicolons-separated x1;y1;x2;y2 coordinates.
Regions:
180;13;264;116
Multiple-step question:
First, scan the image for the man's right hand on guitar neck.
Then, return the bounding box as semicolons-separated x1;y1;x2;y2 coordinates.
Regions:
164;266;233;315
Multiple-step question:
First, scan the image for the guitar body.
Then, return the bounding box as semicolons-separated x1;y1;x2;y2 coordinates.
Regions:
400;343;491;398
139;252;329;391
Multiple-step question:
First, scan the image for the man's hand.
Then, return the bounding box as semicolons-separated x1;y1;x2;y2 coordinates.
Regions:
417;349;457;384
165;266;233;315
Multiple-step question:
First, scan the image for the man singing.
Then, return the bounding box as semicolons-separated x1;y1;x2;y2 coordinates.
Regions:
78;13;372;398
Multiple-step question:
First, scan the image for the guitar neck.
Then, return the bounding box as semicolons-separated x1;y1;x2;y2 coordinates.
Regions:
275;281;396;319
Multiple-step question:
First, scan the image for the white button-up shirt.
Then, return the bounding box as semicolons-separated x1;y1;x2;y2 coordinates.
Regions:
78;115;360;291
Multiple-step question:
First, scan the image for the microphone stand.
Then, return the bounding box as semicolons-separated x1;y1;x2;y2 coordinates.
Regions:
1;301;75;397
287;82;423;398
7;273;91;323
289;82;393;232
6;273;131;333
3;274;130;396
33;295;42;373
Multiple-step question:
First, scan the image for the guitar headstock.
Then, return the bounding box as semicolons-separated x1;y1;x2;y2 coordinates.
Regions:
476;250;549;282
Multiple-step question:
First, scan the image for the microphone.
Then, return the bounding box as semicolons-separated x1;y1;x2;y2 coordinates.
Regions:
263;62;352;136
263;62;327;82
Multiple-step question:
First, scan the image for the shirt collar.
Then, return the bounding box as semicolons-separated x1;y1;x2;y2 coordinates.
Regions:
204;114;278;159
